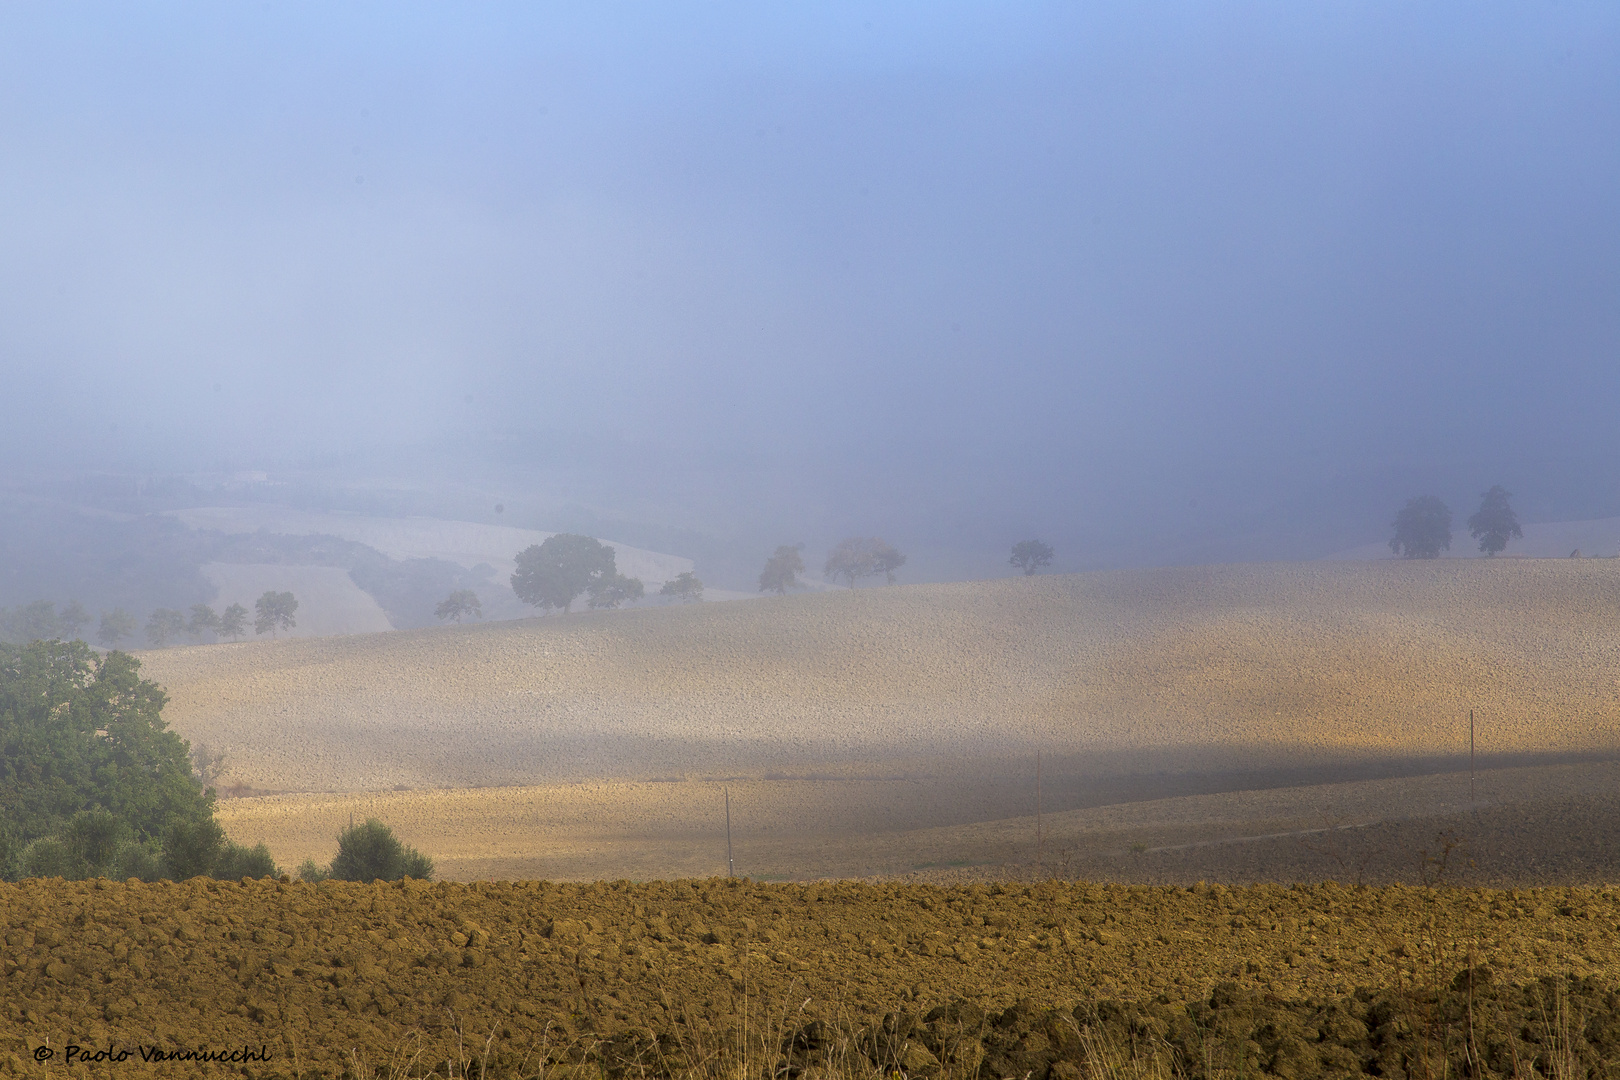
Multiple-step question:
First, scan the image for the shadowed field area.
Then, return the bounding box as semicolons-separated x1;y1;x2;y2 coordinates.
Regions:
140;560;1620;883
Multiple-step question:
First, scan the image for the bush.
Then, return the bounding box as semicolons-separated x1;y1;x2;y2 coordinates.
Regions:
215;841;279;880
329;819;434;882
110;840;164;882
162;817;225;880
63;808;130;869
296;857;329;883
18;837;83;879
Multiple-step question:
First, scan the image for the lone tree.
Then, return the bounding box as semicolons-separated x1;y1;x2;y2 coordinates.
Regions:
434;589;482;623
825;537;906;588
1467;485;1523;556
587;572;644;609
1009;539;1055;576
254;591;298;638
758;545;806;594
328;819;433;882
659;571;704;602
218;603;249;642
511;533;621;614
145;608;185;648
58;601;90;642
1390;496;1453;559
187;604;221;642
96;609;135;649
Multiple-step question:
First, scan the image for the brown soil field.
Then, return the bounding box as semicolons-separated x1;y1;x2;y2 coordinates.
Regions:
5;878;1620;1079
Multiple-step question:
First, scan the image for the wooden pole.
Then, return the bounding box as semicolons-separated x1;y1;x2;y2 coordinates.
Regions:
725;786;735;878
1036;749;1043;872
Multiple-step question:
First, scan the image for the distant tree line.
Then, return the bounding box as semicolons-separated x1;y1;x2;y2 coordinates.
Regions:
0;592;297;649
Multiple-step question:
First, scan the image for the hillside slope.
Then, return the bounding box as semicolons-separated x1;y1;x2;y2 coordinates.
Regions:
136;560;1620;794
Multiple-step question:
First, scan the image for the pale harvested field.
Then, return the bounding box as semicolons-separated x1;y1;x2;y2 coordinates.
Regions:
215;759;1620;882
201;562;395;637
143;560;1620;881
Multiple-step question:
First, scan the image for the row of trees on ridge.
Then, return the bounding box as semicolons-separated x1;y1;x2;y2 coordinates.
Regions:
1;591;300;649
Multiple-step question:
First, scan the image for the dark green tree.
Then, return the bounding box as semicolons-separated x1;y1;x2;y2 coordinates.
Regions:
1467;485;1523;556
97;608;135;649
1390;496;1453;559
145;608;185;647
1009;539;1055;576
510;534;619;614
825;537;906;588
0;640;217;880
254;591;298;638
434;589;482;623
659;571;704;602
214;840;278;880
329;819;433;882
758;545;806;594
219;603;249;642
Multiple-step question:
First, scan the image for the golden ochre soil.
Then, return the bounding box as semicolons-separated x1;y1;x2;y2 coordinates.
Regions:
212;760;1620;886
4;878;1620;1078
136;561;1620;795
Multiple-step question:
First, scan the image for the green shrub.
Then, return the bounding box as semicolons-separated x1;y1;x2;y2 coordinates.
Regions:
215;840;279;880
296;857;329;883
110;840;164;882
19;837;84;879
162;817;224;880
63;808;130;869
330;819;434;882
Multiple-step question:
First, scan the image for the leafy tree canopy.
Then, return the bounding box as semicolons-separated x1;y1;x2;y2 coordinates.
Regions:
1467;485;1523;556
511;534;620;613
1390;495;1453;559
146;607;185;648
328;818;433;882
587;572;645;609
97;608;136;649
0;600;92;645
219;603;248;641
0;640;214;879
1010;539;1055;576
254;591;298;637
758;545;806;595
434;589;482;623
188;604;222;642
659;571;704;602
825;537;906;588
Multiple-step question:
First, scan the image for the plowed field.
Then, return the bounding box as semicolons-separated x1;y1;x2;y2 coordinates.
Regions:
4;878;1619;1078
